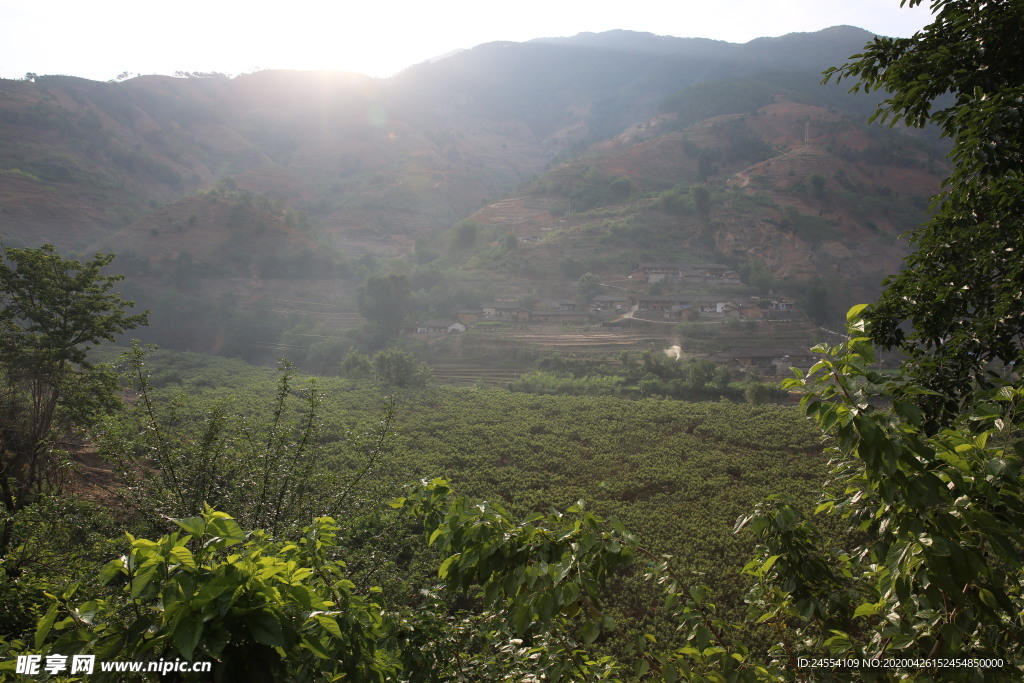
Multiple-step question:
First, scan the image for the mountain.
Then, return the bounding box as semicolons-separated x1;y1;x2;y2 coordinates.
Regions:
0;28;946;362
445;98;942;313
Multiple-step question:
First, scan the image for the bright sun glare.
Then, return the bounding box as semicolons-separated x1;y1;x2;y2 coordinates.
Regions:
1;0;933;81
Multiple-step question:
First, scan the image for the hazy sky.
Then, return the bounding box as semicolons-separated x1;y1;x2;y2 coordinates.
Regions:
1;0;934;82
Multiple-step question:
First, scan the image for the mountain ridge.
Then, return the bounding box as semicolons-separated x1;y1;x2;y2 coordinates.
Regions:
0;27;945;359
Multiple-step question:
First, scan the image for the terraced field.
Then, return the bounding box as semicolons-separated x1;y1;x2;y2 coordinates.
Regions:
429;363;525;386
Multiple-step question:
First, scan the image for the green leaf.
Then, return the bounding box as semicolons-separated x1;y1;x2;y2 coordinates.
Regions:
301;633;332;659
853;602;880;618
313;613;343;639
205;517;245;550
438;554;459;580
35;602;59;649
246;610;285;648
98;557;127;585
130;560;161;599
174;614;204;659
513;604;534;634
846;304;869;323
759;555;781;575
169;545;196;570
634;658;650;677
579;619;600;645
174;516;206;537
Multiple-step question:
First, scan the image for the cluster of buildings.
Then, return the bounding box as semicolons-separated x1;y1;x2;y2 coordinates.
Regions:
630;294;795;322
408;261;797;335
411;294;796;336
628;262;742;286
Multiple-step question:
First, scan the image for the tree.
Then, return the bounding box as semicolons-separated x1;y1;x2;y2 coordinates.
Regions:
0;245;147;555
357;274;410;340
767;313;1024;675
743;382;770;407
452;220;478;250
809;172;826;199
371;348;432;388
691;184;712;219
576;271;602;301
825;0;1024;420
339;347;373;379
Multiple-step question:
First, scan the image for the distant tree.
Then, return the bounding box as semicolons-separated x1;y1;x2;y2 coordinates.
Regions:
741;260;774;294
607;175;636;202
452;221;478;250
340;348;373;379
577;272;602;301
357;274;410;339
809;173;827;199
712;365;731;392
504;233;518;251
414;238;438;265
691;185;712;219
371;348;431;388
744;382;770;406
656;188;692;215
685;359;715;392
801;276;831;325
560;257;585;279
696;151;714;181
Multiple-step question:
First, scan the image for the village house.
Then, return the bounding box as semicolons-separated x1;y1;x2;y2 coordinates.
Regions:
456;309;481;325
481;302;531;322
630;262;735;285
630;263;684;283
635;294;695;321
414;320;458;336
530;310;591;324
737;298;763;319
704;270;744;287
591;294;632;312
679;263;732;280
695;300;719;315
540;299;578;312
763;297;797;321
711;348;816;376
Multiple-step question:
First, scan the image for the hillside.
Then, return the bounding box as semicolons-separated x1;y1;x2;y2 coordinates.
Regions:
0;27;946;364
437;97;943;321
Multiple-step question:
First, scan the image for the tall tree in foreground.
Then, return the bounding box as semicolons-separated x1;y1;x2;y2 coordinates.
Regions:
825;0;1024;422
0;245;147;555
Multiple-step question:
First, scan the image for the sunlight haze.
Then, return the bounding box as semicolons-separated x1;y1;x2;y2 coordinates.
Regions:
1;0;933;81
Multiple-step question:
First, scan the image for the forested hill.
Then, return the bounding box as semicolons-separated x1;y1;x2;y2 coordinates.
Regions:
2;25;897;249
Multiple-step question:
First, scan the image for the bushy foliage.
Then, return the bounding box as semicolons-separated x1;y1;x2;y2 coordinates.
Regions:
569;167;636;212
825;0;1024;420
25;510;393;682
101;345;395;537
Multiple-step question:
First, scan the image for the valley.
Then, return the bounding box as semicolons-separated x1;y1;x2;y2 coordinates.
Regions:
0;27;944;381
6;17;1013;678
